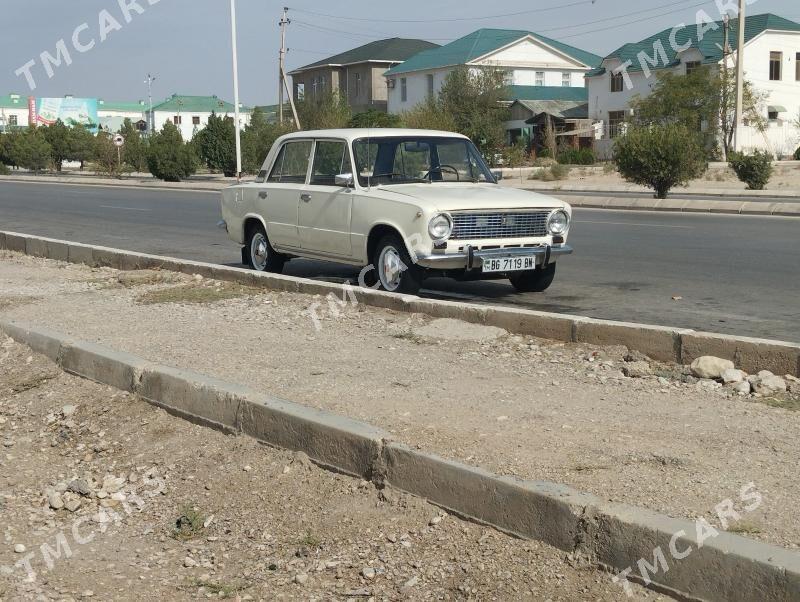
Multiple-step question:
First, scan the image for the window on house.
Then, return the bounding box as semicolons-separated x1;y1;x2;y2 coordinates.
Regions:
562;72;571;87
535;71;544;86
608;110;626;138
769;51;782;80
685;61;702;74
173;115;182;125
610;72;624;93
192;116;201;125
401;77;407;102
296;83;305;100
426;74;435;99
8;115;18;126
268;140;312;184
354;73;362;98
320;75;327;91
503;70;514;86
768;110;779;121
796;53;800;81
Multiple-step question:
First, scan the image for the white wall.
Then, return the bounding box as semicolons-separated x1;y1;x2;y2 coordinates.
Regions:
0;106;30;130
151;110;250;141
740;31;800;127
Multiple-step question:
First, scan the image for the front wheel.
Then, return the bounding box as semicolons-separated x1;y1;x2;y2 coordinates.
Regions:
372;234;423;295
245;224;285;273
509;264;556;293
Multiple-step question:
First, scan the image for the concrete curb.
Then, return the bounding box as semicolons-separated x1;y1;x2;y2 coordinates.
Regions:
1;319;798;602
2;230;798;377
555;195;800;217
0;174;226;193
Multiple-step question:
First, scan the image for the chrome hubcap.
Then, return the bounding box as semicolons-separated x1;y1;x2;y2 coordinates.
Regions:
378;246;406;291
250;233;268;270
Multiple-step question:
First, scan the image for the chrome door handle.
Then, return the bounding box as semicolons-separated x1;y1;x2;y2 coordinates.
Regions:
258;191;268;199
300;193;311;202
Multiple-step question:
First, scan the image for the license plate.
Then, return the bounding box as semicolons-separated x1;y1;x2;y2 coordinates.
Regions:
482;255;536;273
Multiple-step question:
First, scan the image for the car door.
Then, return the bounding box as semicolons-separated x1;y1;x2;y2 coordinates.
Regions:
298;139;354;257
256;139;312;250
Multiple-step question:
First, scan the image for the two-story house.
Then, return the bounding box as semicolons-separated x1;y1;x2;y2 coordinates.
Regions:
289;38;439;113
587;13;800;157
384;28;601;114
148;94;251;141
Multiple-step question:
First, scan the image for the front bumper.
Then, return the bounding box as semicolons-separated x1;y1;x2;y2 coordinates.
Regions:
415;244;573;270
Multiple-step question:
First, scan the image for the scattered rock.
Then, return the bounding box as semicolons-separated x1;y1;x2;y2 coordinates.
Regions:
622;361;652;378
754;375;787;395
61;405;77;417
68;479;92;497
48;492;64;510
690;356;734;380
721;368;746;384
14;544;26;554
361;567;376;580
294;573;309;585
64;497;82;512
403;576;420;589
623;350;649;363
183;556;197;568
732;381;752;396
429;515;443;526
102;475;126;493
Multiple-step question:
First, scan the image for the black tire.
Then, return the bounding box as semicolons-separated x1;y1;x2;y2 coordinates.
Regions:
245;223;286;273
509;264;556;293
372;234;423;295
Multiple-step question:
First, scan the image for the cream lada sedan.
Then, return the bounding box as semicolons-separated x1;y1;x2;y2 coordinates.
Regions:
219;128;572;295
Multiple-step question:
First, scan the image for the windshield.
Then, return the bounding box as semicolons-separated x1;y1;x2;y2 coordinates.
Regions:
352;136;496;186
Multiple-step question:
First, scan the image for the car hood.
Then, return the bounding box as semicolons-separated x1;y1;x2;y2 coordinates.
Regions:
375;183;569;212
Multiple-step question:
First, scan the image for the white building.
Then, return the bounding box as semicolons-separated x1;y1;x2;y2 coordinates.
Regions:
384;28;601;114
587;13;800;157
148;94;251;141
0;93;31;131
97;99;147;133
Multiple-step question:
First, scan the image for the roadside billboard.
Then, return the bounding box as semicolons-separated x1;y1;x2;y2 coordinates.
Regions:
35;97;99;131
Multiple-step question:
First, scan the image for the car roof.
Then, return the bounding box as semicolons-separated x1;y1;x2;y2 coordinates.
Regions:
277;128;470;142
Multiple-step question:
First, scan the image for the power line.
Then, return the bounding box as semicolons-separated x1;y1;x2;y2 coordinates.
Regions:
289;0;596;24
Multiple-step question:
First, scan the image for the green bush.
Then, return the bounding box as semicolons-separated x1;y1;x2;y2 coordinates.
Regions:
0;162;9;175
147;121;198;182
9;128;52;172
193;113;237;177
349;109;401;128
557;148;595;165
550;163;571;180
613;124;707;198
728;150;773;190
793;146;800;160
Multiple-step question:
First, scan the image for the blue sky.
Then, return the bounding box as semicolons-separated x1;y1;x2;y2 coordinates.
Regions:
1;0;797;106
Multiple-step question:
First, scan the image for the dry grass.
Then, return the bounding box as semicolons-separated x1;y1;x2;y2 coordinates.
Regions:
136;282;260;305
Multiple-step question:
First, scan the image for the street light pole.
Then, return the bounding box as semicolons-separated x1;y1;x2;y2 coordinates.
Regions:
145;73;156;134
230;0;243;181
733;0;746;152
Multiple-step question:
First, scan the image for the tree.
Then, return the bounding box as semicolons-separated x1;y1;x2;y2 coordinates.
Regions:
349;109;401;128
614;124;707;199
296;91;351;130
117;119;148;173
10;128;52;172
401;97;457;132
93;132;126;178
631;67;766;159
41;120;72;171
194;112;237;177
147;120;198;182
438;67;510;155
68;124;96;170
241;107;294;174
0;131;14;167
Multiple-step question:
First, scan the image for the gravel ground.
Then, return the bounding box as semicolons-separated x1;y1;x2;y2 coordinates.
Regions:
1;252;799;555
0;339;663;601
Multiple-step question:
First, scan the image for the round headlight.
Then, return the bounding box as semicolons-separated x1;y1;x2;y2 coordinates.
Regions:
428;213;453;240
547;210;569;235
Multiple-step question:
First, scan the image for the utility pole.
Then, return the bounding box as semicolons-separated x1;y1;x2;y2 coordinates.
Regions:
721;15;730;160
230;0;243;180
733;0;746;152
278;7;301;129
145;73;156;135
279;7;289;125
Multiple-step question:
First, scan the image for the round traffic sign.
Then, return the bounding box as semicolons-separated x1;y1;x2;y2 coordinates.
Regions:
113;134;125;147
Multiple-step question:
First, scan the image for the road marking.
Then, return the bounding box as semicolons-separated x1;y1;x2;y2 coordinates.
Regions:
99;205;151;212
574;219;694;229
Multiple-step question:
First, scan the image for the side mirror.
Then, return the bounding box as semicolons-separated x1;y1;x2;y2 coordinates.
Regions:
335;173;354;188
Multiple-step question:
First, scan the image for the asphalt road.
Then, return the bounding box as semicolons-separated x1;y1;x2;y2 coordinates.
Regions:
1;180;798;341
530;188;800;203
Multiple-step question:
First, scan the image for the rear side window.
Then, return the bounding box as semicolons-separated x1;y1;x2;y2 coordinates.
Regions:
268;141;312;183
310;140;349;186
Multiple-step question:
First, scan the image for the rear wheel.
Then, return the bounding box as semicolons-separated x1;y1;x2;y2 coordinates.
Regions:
509;264;556;293
372;234;423;295
245;223;285;273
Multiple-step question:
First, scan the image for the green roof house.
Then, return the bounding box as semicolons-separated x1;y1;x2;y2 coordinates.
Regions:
0;93;31;131
384;28;601;114
288;38;439;113
587;13;800;156
150;94;251;140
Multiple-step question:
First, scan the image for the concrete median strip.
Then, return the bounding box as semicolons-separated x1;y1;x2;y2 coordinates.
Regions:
1;230;798;376
1;318;798;602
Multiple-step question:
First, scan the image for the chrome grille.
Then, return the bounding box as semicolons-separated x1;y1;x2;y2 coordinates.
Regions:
450;210;551;240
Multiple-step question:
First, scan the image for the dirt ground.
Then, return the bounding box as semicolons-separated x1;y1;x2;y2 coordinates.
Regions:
1;252;799;556
0;339;663;601
500;162;800;192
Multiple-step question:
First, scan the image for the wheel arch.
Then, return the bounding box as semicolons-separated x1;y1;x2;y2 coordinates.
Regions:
366;222;418;265
242;213;269;241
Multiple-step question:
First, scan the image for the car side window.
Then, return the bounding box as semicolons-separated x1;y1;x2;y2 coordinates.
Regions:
310;140;349;186
268;141;312;184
